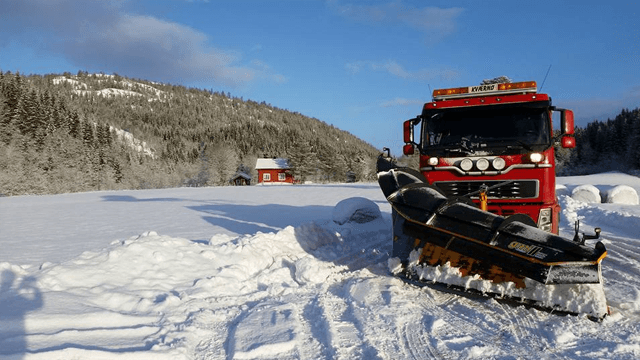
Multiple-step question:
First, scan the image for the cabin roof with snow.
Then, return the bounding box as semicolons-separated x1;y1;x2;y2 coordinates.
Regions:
231;172;252;180
255;158;290;170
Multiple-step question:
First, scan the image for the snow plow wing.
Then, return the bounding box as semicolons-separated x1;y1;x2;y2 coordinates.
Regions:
377;156;609;318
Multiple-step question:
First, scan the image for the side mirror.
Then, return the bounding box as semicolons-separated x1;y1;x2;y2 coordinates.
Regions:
403;144;415;155
561;109;575;135
561;135;576;149
403;117;422;156
403;119;415;143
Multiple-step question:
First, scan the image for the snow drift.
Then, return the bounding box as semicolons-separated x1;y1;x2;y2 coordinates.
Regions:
1;176;640;359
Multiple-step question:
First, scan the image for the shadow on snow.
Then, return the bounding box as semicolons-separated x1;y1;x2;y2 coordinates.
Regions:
0;270;43;359
187;203;334;235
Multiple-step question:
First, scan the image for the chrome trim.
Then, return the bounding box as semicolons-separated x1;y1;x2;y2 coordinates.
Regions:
420;163;552;176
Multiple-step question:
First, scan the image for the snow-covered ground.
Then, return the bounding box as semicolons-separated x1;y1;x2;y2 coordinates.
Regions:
1;174;640;359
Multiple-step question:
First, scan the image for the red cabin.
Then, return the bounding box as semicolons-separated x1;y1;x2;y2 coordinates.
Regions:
255;158;294;184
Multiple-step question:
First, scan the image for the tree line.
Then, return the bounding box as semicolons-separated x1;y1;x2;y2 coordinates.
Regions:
0;71;380;196
555;107;640;175
5;70;631;197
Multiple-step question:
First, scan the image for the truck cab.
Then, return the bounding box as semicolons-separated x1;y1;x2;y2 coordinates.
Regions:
403;81;575;234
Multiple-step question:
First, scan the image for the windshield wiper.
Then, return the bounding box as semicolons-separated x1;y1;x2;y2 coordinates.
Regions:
500;139;533;152
436;137;477;155
443;146;475;155
460;137;476;154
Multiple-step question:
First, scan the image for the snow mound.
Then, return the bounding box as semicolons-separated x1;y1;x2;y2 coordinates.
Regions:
571;184;602;203
603;185;639;205
332;197;381;225
294;256;333;284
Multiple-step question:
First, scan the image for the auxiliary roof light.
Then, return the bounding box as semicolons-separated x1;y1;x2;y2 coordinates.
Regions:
433;81;537;100
433;86;469;98
498;81;537;91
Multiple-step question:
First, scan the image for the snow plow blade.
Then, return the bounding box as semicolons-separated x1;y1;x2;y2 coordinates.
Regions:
377;157;609;319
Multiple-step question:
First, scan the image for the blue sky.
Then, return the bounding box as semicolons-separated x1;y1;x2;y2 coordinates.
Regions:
1;0;639;153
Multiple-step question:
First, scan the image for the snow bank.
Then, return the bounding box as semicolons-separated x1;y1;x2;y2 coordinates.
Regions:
571;184;602;203
0;201;390;358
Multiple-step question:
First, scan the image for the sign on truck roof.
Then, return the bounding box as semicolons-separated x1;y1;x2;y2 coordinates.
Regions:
432;81;537;101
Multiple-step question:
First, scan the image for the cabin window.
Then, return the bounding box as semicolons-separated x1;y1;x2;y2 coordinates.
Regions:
278;173;286;181
263;173;270;181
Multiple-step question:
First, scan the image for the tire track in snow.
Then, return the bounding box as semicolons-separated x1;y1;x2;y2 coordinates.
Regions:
403;281;578;359
318;283;369;360
296;296;330;360
388;284;501;358
482;300;562;359
402;317;442;359
592;232;640;317
183;306;237;360
603;236;640;272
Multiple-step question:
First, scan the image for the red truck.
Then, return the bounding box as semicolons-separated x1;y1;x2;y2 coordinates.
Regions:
402;80;576;234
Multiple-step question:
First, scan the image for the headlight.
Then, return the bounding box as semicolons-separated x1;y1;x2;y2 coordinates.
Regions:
530;153;545;163
460;158;473;171
476;158;490;171
492;157;506;170
427;157;439;166
538;208;552;232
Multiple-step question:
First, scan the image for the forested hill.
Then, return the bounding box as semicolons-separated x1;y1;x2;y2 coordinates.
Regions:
555;107;640;175
0;71;381;196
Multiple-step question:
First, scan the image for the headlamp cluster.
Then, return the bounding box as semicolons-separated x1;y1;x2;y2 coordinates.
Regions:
459;157;506;172
427;153;545;172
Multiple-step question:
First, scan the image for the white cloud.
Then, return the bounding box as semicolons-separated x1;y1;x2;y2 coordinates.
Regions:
553;85;640;126
346;60;460;82
380;97;423;107
0;0;281;88
345;62;364;74
251;60;288;83
329;1;464;38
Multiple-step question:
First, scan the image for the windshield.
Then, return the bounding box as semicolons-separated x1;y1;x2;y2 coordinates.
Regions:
422;104;551;156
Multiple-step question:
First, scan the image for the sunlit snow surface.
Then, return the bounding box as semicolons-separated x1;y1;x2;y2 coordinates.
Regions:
1;174;640;359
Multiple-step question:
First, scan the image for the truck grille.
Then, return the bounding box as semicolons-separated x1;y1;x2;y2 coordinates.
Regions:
434;180;539;199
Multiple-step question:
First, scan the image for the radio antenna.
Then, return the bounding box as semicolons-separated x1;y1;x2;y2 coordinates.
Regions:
540;65;552;92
